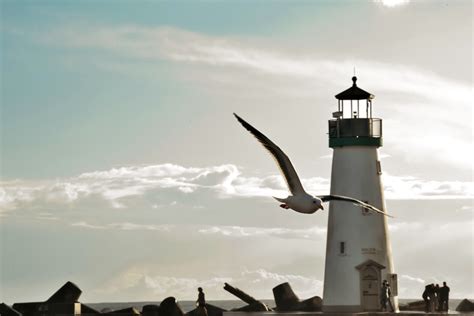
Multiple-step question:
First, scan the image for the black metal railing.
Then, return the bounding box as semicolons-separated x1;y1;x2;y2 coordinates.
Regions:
328;118;382;138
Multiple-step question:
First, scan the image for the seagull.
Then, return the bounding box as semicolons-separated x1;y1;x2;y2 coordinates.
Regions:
234;113;392;217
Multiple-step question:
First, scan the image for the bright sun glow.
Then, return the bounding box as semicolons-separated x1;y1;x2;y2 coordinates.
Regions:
374;0;410;7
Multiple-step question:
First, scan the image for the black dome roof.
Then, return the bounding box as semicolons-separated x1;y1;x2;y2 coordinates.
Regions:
335;76;374;100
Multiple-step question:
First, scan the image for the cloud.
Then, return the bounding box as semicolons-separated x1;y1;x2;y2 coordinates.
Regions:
70;220;324;241
383;173;474;200
388;222;424;233
51;25;469;106
1;163;472;213
458;205;473;212
400;274;425;284
240;268;323;298
198;225;326;240
71;221;108;230
94;266;321;300
45;25;472;171
71;221;173;231
397;274;427;299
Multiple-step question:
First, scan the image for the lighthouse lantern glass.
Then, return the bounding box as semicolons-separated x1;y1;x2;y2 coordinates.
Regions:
338;99;372;119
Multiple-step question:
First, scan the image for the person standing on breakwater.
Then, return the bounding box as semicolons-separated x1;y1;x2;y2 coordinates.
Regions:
423;284;432;312
196;287;208;316
380;280;390;311
435;284;440;311
438;282;450;312
422;284;437;312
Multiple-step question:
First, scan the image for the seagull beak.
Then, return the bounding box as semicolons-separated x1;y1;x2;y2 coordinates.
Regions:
320;205;324;211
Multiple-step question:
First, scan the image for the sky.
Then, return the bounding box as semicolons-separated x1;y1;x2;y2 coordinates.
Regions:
1;0;473;304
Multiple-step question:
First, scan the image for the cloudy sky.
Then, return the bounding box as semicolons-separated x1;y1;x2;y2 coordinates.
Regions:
1;0;473;304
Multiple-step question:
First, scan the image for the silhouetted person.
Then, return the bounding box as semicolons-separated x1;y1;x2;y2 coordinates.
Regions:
423;283;436;313
423;284;432;312
423;284;436;312
428;283;437;312
439;282;450;312
435;284;440;311
380;280;393;312
386;281;394;312
196;287;208;316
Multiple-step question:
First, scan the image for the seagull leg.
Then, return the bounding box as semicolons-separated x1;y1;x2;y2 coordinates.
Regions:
279;204;288;209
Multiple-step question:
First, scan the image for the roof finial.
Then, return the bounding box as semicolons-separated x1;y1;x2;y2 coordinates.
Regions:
352;67;357;86
352;75;357;86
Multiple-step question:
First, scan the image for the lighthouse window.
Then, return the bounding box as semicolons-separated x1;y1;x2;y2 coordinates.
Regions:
339;242;346;254
376;160;382;175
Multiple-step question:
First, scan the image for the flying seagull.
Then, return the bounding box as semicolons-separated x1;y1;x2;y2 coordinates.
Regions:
234;113;392;217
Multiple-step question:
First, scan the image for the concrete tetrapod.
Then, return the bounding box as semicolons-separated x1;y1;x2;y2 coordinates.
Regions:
456;299;474;312
159;297;184;316
0;303;22;316
272;282;322;312
186;304;227;316
223;283;271;312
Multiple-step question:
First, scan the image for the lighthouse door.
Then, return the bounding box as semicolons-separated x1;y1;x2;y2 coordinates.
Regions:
360;266;380;311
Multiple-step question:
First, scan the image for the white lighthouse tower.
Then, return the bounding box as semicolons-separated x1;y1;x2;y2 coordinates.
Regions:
322;77;398;312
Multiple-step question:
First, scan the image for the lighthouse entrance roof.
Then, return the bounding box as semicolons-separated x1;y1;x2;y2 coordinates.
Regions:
335;76;374;100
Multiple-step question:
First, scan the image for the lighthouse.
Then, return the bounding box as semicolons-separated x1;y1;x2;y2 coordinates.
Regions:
322;77;398;312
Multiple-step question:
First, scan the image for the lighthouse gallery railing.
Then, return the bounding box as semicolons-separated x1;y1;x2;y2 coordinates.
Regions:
328;118;382;139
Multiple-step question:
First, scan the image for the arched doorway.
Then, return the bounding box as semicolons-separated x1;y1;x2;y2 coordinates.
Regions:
356;260;385;311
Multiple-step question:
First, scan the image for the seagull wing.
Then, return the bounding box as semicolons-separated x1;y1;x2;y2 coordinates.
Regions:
234;113;306;195
317;194;393;218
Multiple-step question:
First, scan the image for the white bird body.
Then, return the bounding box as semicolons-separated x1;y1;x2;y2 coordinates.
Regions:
274;194;323;214
234;113;392;217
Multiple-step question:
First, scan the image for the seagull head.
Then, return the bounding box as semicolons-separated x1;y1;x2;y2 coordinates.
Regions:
311;198;324;211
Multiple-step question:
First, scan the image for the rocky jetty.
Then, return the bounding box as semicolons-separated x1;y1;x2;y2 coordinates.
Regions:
3;280;473;316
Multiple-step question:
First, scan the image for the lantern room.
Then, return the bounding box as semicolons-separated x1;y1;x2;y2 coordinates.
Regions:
328;76;382;148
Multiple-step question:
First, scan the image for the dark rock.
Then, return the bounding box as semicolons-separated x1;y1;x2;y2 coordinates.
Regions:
0;303;22;316
47;303;81;315
232;302;269;312
47;282;82;303
186;304;226;316
223;283;257;306
11;303;41;316
399;300;425;311
456;299;474;312
101;308;114;313
142;305;160;316
299;296;323;312
159;297;184;316
12;282;82;316
223;283;271;312
105;307;140;315
80;304;101;315
12;302;80;316
272;282;322;312
272;282;300;311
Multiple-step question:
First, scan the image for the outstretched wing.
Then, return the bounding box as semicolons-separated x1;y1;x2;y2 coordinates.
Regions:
234;113;306;195
317;194;393;218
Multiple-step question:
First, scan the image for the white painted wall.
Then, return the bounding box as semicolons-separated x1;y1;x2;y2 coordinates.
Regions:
322;146;397;311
